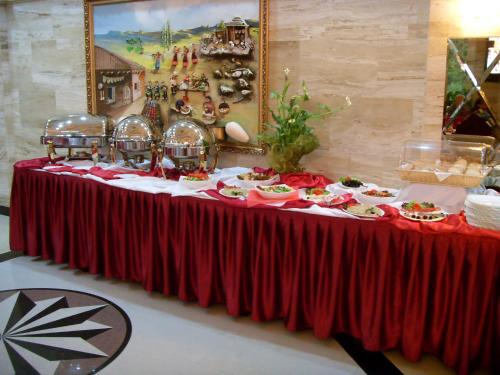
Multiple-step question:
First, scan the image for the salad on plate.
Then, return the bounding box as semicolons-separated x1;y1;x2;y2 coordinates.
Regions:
339;176;365;188
220;186;249;199
255;184;296;200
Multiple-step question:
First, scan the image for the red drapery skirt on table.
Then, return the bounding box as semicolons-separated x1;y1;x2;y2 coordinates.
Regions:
9;168;500;375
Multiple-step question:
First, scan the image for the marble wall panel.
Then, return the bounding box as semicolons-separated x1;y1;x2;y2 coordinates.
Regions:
0;0;432;205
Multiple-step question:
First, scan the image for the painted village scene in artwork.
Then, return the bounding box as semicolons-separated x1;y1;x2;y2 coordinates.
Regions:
93;0;260;144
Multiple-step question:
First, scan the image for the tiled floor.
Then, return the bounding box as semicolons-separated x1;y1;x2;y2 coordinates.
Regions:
0;215;490;374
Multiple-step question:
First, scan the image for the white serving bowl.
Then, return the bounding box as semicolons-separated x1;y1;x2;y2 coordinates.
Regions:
353;188;399;205
179;175;213;190
255;185;296;200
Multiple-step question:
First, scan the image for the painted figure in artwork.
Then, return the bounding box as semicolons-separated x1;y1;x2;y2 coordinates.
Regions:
191;44;198;65
171;46;179;67
160;82;168;101
170;73;178;95
182;46;189;68
152;51;163;73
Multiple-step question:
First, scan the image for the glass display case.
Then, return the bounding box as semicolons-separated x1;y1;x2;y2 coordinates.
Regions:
398;139;494;187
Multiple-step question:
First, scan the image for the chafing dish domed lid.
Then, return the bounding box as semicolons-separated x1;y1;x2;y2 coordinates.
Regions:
113;114;159;141
43;114;111;137
162;119;214;147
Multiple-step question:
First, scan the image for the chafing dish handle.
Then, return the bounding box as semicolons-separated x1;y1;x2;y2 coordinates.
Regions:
210;144;220;172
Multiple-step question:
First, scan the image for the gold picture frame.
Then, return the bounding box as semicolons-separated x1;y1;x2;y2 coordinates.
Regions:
84;0;269;155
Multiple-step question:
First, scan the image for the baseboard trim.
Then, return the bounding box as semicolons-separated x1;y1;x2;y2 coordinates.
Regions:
0;205;9;216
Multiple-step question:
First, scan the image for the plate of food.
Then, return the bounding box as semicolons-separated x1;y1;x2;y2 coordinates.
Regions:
399;201;447;222
301;187;337;203
219;186;249;199
354;188;399;205
179;172;212;189
256;184;296;200
327;176;376;194
237;172;279;187
342;203;385;218
339;176;365;189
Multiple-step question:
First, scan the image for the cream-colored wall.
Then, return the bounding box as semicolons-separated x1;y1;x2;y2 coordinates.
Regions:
0;0;432;206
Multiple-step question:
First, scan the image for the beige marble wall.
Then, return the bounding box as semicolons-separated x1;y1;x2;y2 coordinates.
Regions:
423;0;500;138
0;0;432;206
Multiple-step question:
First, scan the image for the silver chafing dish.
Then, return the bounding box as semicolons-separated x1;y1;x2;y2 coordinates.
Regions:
162;119;219;171
112;114;161;163
41;113;111;148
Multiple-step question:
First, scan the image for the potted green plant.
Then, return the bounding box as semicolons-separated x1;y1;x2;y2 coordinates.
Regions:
260;68;350;173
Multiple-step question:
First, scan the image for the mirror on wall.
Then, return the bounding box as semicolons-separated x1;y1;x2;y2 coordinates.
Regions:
443;37;500;141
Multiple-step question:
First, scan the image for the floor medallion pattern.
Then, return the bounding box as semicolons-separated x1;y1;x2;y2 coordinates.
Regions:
0;288;131;375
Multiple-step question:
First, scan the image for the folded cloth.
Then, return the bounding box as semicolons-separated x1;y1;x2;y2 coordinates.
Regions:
15;157;64;169
87;166;150;180
247;189;300;208
251;167;333;189
203;189;249;208
281;172;333;189
43;166;88;175
316;193;353;208
253;166;277;176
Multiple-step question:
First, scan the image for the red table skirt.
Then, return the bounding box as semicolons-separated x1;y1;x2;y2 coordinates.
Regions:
9;168;500;374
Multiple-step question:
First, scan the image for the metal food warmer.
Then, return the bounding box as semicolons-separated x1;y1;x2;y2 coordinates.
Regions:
162;119;219;172
111;114;161;164
40;113;112;158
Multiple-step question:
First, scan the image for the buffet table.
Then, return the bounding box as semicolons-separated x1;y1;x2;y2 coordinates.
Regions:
9;160;500;375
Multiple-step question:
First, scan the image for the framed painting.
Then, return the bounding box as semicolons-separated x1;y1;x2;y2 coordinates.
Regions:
84;0;269;154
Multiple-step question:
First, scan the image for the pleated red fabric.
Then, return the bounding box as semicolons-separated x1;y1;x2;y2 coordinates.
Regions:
9;168;500;375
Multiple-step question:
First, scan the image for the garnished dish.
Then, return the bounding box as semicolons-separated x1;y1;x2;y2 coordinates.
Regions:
400;201;447;222
305;187;330;196
179;172;212;189
302;187;337;203
362;189;395;198
183;172;209;181
255;184;296;200
237;172;272;181
236;172;279;187
339;176;364;188
343;204;384;218
354;188;399;204
219;186;249;199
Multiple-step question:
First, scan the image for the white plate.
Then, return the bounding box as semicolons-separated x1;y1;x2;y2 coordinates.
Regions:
342;204;385;218
353;188;399;205
399;209;447;222
237;173;280;188
300;188;337;203
326;182;377;195
256;185;296;200
219;187;249;199
179;175;212;189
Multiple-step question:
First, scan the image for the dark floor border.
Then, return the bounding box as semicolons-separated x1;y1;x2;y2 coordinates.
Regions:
0;205;9;216
0;251;23;263
335;333;403;375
